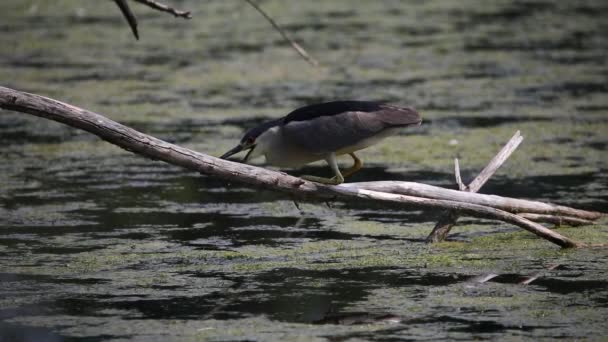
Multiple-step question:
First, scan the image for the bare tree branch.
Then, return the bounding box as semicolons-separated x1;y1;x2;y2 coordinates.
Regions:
132;0;192;18
114;0;139;40
454;158;465;191
1;86;601;248
341;182;601;221
427;131;524;242
244;0;320;67
113;0;192;40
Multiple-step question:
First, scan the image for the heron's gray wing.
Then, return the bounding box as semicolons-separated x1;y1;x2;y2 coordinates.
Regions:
281;109;407;154
373;104;421;126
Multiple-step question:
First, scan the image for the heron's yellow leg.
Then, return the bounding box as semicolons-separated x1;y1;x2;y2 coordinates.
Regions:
341;153;362;178
301;153;344;185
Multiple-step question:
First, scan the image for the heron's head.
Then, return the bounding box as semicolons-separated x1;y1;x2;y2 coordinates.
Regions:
220;119;281;162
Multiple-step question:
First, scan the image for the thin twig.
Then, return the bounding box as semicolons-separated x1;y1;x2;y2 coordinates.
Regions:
114;0;139;40
114;0;192;40
132;0;192;18
469;273;499;283
426;131;524;242
244;0;319;67
454;158;466;191
519;263;560;285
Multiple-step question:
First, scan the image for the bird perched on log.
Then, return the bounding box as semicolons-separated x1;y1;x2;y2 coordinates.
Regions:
221;101;422;185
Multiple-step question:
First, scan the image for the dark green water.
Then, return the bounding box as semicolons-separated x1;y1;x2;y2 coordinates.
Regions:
1;0;607;340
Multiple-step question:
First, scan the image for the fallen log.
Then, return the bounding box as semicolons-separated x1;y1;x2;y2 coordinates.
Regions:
0;86;603;248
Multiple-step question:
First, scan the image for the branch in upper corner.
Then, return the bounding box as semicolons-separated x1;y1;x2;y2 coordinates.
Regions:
132;0;192;18
114;0;192;40
114;0;139;40
244;0;320;67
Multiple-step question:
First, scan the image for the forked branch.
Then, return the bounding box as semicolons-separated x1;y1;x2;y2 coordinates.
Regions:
114;0;192;40
427;131;524;242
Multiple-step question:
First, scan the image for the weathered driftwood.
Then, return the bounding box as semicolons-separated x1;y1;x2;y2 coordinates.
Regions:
330;187;585;248
340;181;602;221
427;131;524;242
0;86;603;248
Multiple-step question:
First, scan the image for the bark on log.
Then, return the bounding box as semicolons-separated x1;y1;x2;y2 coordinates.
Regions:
0;86;601;248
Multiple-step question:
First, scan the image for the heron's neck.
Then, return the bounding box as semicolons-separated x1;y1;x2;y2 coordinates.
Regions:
249;126;282;161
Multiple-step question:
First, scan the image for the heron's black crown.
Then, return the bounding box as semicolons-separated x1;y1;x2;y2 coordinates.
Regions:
241;118;282;143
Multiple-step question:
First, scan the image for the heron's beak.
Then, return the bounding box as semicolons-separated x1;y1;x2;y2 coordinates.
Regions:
220;144;255;162
243;145;255;162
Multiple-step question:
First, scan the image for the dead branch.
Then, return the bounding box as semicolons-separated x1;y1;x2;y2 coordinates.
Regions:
244;0;320;67
454;158;465;191
340;181;602;221
1;86;602;248
114;0;139;40
114;0;192;40
427;131;524;242
331;186;585;248
132;0;192;18
519;263;560;285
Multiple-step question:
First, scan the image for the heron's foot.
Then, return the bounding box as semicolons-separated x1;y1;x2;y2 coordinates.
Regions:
301;174;344;185
342;153;363;178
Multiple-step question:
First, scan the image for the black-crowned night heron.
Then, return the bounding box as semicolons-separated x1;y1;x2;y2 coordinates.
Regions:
221;101;421;185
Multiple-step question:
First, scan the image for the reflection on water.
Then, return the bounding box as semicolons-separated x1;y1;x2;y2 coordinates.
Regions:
1;0;607;340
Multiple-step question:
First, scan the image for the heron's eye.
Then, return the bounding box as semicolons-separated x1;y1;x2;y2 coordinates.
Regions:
246;137;255;145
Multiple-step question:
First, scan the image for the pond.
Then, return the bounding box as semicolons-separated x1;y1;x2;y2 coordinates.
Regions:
1;0;607;340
